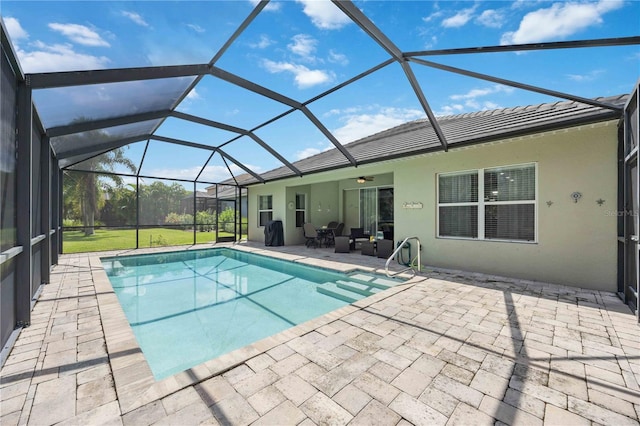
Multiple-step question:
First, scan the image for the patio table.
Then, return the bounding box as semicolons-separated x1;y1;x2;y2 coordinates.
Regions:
316;227;336;247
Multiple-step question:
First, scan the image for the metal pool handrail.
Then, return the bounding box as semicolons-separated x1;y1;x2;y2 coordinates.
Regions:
385;236;421;278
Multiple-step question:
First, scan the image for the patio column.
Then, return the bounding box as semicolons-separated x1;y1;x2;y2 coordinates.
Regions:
40;133;51;284
15;81;32;326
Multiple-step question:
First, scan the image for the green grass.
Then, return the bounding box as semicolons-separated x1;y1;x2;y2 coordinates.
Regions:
62;228;242;253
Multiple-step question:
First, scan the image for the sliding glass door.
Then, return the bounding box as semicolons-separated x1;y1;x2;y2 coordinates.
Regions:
360;188;377;236
359;187;394;237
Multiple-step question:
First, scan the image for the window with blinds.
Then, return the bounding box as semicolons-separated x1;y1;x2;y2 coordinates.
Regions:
438;163;536;242
258;195;273;227
438;171;478;238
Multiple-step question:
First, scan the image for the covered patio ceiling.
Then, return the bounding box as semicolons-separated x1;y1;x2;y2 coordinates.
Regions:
5;0;640;186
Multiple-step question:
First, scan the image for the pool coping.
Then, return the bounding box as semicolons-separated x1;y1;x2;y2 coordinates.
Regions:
92;244;423;414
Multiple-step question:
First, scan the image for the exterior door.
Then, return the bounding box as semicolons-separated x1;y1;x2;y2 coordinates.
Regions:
621;84;639;321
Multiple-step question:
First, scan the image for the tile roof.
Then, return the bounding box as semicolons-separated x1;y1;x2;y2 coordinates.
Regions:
235;95;628;186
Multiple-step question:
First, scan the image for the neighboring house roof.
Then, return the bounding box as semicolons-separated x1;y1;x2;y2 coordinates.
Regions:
234;95;627;186
182;191;216;200
203;185;245;200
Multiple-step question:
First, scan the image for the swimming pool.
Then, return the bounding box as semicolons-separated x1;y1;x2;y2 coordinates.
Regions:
102;248;400;379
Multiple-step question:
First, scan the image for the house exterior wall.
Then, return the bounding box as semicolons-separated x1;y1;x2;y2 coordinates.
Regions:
394;121;618;291
248;121;618;290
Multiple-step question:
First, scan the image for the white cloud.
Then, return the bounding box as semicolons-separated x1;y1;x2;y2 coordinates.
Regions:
442;6;477;28
145;163;260;183
16;41;110;73
423;11;444;23
500;0;624;44
328;49;348;66
249;34;274;49
176;88;201;112
122;11;149;27
187;23;205;34
295;144;333;160
249;0;281;12
48;23;110;47
4;17;29;41
185;88;200;100
262;59;334;89
437;85;513;115
436;104;465;116
296;0;351;30
288;34;317;58
323;106;361;117
449;85;514;101
567;69;605;82
331;106;425;143
423;36;438;50
476;9;505;28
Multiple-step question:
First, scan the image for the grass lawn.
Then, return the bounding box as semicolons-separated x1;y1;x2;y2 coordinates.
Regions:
63;228;240;253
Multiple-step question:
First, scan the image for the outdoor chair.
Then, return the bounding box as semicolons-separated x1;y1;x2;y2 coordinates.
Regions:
360;240;376;256
324;222;343;247
349;227;369;250
376;239;394;259
303;223;321;248
334;236;351;253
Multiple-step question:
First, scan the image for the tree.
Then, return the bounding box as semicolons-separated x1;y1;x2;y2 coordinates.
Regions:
138;181;189;225
63;142;136;235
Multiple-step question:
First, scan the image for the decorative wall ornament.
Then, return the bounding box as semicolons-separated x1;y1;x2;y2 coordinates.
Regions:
402;202;423;209
596;198;605;206
571;192;582;203
546;201;554;207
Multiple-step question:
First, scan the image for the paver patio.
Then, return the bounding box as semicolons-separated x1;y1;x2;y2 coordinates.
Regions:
1;242;639;425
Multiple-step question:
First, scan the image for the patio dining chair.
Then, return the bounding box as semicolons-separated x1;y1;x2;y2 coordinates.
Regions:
303;223;321;248
324;222;343;247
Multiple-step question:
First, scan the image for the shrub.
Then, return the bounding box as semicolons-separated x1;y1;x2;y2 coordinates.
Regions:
218;208;236;233
63;219;83;227
150;234;168;246
196;211;216;232
165;212;194;230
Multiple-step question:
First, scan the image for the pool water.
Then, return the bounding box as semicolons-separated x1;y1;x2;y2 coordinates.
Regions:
102;248;399;379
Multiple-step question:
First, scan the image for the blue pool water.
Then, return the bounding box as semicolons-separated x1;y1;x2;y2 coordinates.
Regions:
102;248;396;379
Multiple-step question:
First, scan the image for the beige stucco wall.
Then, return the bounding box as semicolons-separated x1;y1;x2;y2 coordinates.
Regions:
248;121;618;290
394;122;618;291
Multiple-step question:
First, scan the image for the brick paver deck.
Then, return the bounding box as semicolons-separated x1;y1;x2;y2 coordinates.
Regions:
1;242;639;425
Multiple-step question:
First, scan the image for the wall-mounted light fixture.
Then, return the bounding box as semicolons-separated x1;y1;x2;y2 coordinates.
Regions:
571;192;582;203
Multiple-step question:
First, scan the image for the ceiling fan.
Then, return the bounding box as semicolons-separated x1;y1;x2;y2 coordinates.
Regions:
356;176;374;184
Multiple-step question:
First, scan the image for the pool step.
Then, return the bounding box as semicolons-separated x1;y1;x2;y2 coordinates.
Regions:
346;273;399;289
317;273;404;303
335;280;383;296
317;282;359;303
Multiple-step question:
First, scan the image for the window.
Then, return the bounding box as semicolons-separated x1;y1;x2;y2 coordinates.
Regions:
295;193;306;227
258;195;272;227
438;163;536;242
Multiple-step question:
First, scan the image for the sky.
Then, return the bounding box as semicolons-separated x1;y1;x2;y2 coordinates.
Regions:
2;0;639;186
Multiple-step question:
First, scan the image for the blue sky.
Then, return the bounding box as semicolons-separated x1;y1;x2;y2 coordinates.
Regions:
2;0;639;185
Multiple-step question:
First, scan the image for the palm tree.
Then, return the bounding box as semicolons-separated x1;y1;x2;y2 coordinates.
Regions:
63;146;136;235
